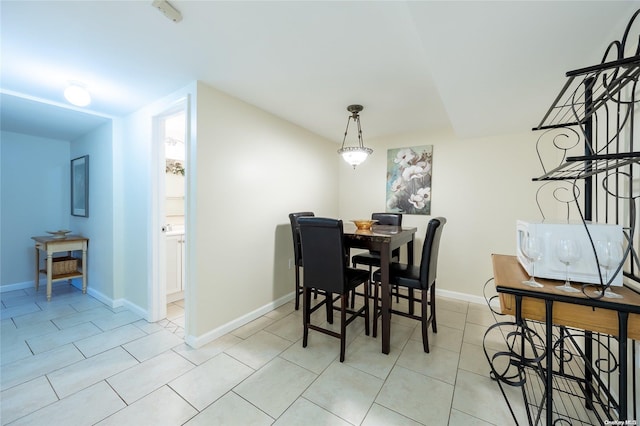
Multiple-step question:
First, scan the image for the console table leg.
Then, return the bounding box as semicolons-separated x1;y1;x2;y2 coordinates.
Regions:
82;247;87;294
584;331;594;410
34;247;40;291
545;299;554;425
46;253;53;301
619;311;628;421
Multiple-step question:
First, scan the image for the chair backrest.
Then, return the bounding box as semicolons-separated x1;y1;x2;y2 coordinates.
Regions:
289;212;315;266
298;217;347;294
419;217;446;289
371;213;402;257
371;212;402;226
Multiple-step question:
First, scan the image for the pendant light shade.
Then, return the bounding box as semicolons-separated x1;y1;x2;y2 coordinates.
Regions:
337;104;372;169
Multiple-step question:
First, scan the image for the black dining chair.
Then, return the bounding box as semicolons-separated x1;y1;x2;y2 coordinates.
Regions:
372;217;446;353
298;217;370;362
289;212;315;310
351;213;403;306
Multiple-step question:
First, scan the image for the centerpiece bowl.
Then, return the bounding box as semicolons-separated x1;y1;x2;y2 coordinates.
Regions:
46;230;72;239
352;220;377;231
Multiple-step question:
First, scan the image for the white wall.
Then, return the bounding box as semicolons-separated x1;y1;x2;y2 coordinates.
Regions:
0;132;70;288
0;124;114;299
70;123;114;300
338;129;543;300
115;85;196;310
116;105;154;308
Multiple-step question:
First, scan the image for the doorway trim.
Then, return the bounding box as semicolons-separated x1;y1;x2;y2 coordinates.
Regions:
149;96;189;324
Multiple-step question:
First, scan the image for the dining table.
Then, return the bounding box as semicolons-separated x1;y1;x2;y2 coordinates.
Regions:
343;224;417;354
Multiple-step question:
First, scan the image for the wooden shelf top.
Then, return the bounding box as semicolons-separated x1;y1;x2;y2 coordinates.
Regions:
492;253;640;311
32;235;88;244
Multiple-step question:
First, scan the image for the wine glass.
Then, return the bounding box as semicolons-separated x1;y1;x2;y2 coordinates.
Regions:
521;233;544;288
594;240;624;299
556;238;581;292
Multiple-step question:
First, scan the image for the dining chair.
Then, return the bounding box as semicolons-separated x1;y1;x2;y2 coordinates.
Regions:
298;217;370;362
351;213;403;306
288;212;315;310
372;217;446;353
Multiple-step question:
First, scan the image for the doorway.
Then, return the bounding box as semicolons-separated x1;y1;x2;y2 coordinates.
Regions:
154;101;188;333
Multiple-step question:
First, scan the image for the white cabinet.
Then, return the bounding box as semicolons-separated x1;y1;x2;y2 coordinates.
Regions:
166;233;185;300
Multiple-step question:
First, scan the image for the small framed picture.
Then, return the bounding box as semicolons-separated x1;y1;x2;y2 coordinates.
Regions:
71;155;89;217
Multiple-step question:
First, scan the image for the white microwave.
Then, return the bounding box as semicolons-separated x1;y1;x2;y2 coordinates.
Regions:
516;220;624;286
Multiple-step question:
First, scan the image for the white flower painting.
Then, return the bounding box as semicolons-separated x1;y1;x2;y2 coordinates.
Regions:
386;145;432;215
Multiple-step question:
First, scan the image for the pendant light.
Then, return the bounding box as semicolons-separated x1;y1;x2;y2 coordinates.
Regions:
337;104;373;169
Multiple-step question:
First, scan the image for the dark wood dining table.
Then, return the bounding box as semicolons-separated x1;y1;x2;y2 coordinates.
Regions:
344;224;417;354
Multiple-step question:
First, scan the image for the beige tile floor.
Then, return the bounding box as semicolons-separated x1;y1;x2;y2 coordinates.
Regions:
0;282;524;425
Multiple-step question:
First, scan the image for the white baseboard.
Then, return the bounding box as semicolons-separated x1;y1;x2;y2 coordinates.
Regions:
85;286;115;307
0;281;33;292
3;280;498;345
185;292;295;348
437;288;500;308
121;299;149;320
183;287;496;348
0;280;149;319
86;288;148;319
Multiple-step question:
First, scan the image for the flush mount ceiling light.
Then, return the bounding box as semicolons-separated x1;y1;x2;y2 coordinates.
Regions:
64;82;91;107
337;104;373;169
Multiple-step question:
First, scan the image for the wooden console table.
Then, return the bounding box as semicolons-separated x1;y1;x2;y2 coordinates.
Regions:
492;254;640;423
32;235;88;301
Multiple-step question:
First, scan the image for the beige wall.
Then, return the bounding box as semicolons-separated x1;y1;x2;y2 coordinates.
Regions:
114;80;338;345
188;82;339;338
116;79;562;344
338;129;544;300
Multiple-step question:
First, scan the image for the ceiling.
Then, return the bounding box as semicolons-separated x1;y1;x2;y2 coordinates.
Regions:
1;1;637;142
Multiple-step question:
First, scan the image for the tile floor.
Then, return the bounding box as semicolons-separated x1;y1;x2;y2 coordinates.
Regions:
1;282;524;425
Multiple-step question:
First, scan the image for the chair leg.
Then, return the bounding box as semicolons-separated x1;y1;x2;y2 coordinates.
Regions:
349;261;357;308
295;266;301;310
349;286;356;308
372;279;383;338
364;280;370;337
340;294;347;362
326;292;333;324
430;282;437;333
408;288;415;315
303;287;310;348
421;288;429;353
349;265;370;308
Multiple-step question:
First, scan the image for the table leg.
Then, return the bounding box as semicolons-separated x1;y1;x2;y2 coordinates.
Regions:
407;238;415;315
46;252;53;301
407;238;414;265
584;331;593;410
34;247;40;291
381;243;391;354
545;300;553;425
618;311;628;421
82;246;88;294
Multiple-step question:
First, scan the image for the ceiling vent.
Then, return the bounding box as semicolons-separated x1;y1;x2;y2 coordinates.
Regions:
152;0;182;23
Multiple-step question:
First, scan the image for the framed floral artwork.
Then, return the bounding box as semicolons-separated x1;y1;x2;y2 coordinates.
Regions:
386;145;432;215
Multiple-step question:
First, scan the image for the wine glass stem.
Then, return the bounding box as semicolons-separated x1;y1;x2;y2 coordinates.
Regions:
565;264;570;286
531;262;535;279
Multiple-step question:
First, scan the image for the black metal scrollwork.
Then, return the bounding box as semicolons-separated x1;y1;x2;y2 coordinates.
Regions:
488;8;640;425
